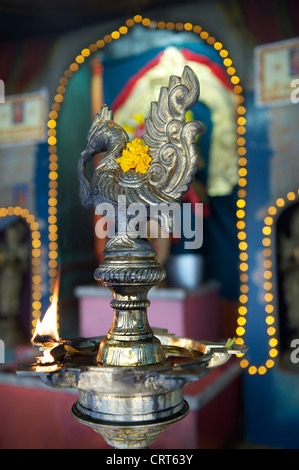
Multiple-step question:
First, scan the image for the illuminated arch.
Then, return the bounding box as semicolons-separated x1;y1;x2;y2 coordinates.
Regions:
0;206;42;335
238;189;299;375
46;14;247;360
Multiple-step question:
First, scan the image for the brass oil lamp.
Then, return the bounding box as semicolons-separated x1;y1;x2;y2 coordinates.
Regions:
18;66;247;449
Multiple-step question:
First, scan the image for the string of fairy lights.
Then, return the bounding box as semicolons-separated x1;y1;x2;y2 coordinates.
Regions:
32;13;285;373
238;190;299;375
0;207;42;334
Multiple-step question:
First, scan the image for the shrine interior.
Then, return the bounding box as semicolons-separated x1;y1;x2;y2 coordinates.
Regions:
0;0;299;450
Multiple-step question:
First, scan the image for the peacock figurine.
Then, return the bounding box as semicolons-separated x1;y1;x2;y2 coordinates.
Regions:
78;65;206;235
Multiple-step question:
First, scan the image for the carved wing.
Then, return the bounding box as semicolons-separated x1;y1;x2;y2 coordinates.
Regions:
142;65;206;204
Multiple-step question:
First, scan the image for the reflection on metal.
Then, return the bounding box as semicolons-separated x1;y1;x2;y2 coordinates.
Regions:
18;66;248;449
18;334;246;448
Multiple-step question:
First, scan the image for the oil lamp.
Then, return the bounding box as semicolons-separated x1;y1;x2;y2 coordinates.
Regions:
31;274;60;363
18;66;248;449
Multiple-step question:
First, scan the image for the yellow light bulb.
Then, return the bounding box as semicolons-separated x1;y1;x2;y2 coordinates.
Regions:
231;76;240;84
236;326;245;336
238;306;247;315
227;66;236;75
238;177;247;187
269;348;278;357
266;315;275;324
276;198;285;207
266;359;274;368
263;270;272;279
239;294;248;303
238;117;246;125
287;192;295;200
265;304;274;314
238;232;247;241
239;241;248;250
193;25;202;34
236;209;245;218
81;48;90;57
236;337;244;345
238;148;247;157
166;22;174;30
262;238;271;247
76;55;84;64
240;284;249;293
239;168;247;177
48;136;57;146
263;281;272;290
214;42;222;50
239;262;248;271
48;119;56;129
263;248;272;257
220;49;228;57
267;327;276;336
263;226;271;235
258;366;267;375
240;359;249;368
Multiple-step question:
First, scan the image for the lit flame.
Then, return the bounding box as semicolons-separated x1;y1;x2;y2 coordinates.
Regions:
32;273;60;363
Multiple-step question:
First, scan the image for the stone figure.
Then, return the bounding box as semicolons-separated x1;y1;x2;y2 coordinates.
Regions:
0;220;29;344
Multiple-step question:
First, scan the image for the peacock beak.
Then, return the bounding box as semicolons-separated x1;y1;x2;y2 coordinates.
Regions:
81;147;92;161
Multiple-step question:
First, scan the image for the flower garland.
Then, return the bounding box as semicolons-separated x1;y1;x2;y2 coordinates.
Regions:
117;138;152;174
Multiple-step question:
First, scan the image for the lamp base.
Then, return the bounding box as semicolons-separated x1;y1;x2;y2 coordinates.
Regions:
72;399;189;449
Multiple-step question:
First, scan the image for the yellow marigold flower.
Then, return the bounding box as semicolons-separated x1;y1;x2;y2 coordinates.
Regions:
117;138;151;174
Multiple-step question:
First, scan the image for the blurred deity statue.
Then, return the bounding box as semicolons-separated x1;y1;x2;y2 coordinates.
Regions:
0;220;29;344
279;206;299;333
